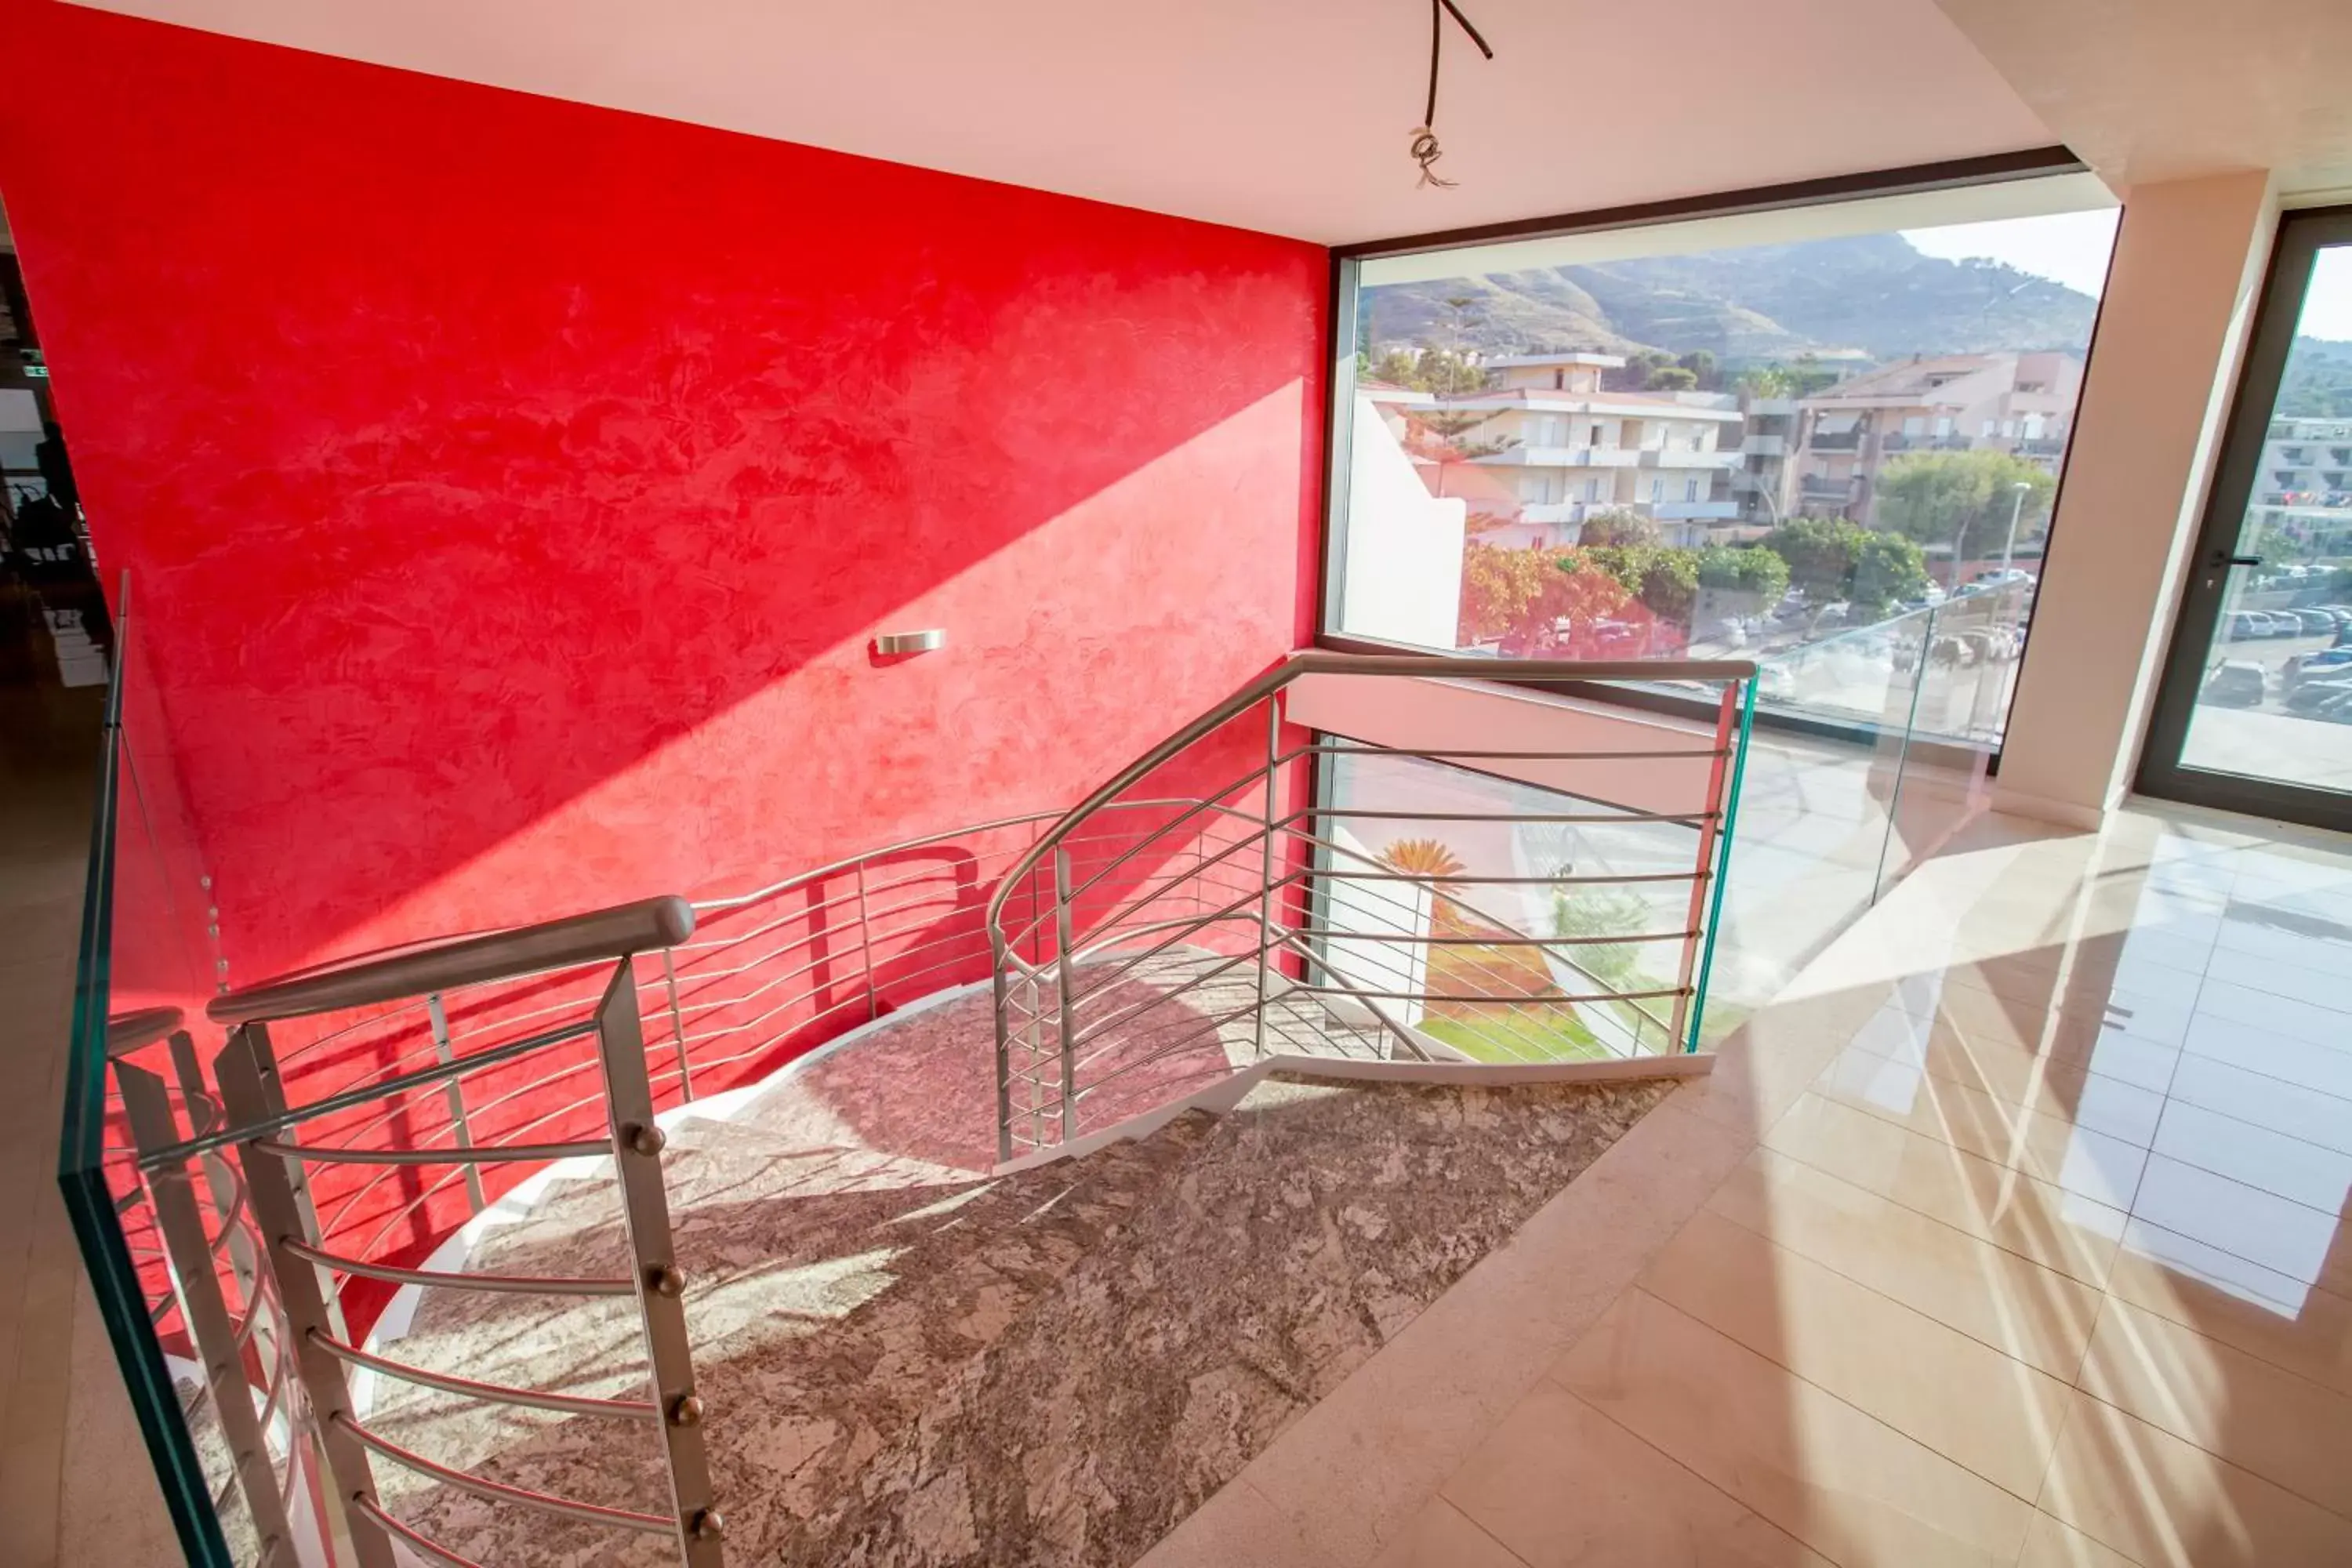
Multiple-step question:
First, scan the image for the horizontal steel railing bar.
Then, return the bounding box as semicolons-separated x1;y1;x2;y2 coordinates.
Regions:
277;1236;636;1297
1063;876;1296;1001
1071;994;1266;1079
1068;937;1278;1049
1312;806;1715;825
1283;982;1691;1005
331;1413;673;1534
690;799;1206;915
1313;866;1704;886
1305;926;1700;948
252;1137;613;1167
998;834;1264;958
666;898;1001;1012
1054;812;1283;951
310;1329;659;1419
1283;740;1732;762
1053;773;1278;913
353;1497;489;1568
140;1018;601;1168
986;650;1755;930
210;898;691;1026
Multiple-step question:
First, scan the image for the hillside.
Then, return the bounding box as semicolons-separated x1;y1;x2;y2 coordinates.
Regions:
2279;336;2352;419
1362;231;2100;365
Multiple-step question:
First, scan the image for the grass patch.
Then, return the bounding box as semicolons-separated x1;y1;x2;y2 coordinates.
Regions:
1418;1010;1610;1063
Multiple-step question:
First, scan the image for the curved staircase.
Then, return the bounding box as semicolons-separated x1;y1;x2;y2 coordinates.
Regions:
89;651;1755;1568
364;985;1675;1566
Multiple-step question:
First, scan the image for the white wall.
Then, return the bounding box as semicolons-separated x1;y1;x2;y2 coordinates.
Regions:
1339;394;1467;648
1996;169;2279;826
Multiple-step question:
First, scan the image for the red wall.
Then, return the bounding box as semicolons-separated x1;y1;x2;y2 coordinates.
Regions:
0;1;1327;989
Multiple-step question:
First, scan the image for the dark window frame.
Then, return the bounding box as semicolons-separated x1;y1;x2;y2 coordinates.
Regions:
2135;203;2352;833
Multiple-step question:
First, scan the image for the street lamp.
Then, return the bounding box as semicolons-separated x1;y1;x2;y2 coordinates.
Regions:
1998;480;2034;578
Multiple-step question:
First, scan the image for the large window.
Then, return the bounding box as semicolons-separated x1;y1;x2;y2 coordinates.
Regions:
1323;166;2121;753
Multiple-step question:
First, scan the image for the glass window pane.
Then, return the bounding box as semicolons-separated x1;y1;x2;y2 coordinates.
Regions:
2177;244;2352;795
1330;174;2120;756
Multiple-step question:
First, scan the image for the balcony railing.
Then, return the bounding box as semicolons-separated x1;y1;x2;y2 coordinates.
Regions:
1806;431;1864;452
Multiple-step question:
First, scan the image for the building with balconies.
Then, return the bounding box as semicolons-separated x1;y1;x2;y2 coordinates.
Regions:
2253;416;2352;557
1400;353;1745;547
1788;350;2084;524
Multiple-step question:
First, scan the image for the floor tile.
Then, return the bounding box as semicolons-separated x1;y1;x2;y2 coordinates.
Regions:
1365;1500;1522;1568
1761;1094;2126;1287
2148;1101;2352;1214
2163;1054;2352;1156
2104;1245;2352;1399
2037;1387;2352;1566
1553;1289;2035;1567
2180;1013;2352;1100
1637;1208;2071;1498
1833;1032;2169;1147
2076;1295;2352;1520
1439;1380;1828;1568
2131;1155;2347;1293
2113;1217;2321;1316
1138;1477;1334;1568
2192;978;2352;1052
1809;1054;2151;1208
2202;948;2352;1018
2016;1509;2147;1568
1706;1144;2104;1379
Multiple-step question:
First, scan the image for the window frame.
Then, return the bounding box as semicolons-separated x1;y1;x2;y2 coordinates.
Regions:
1314;145;2094;767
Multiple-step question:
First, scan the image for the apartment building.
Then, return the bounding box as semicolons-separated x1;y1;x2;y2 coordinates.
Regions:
1373;351;1744;548
1786;350;2083;524
2256;416;2352;558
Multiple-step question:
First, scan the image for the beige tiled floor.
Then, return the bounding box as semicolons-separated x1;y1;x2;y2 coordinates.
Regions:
1148;804;2352;1568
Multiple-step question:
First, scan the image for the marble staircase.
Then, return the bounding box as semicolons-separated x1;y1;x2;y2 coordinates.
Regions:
361;967;1675;1566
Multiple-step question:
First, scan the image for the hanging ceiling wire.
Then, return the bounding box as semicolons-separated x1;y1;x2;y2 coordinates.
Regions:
1410;0;1494;188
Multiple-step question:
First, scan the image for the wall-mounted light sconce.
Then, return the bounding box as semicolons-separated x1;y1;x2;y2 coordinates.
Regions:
871;629;946;657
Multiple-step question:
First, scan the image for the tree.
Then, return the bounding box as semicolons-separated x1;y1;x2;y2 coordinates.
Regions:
1576;507;1657;547
1875;450;2056;579
1696;543;1789;603
1461;543;1570;642
1849;529;1931;616
1677;350;1719;389
1551;885;1657;990
1566;544;1700;628
1377;838;1466;878
1761;518;1929;617
1646;365;1700;392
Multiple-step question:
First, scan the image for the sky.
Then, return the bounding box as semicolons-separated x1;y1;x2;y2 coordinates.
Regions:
1900;208;2122;299
1903;208;2352;343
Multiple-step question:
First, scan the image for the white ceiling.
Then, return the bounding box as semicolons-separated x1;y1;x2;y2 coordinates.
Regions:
1936;0;2352;201
71;0;2059;244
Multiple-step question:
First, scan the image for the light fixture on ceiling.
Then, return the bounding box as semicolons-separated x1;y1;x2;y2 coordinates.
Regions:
1411;0;1494;189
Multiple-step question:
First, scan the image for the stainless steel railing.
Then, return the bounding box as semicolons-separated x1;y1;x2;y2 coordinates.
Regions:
93;651;1751;1565
985;650;1756;1160
117;898;724;1568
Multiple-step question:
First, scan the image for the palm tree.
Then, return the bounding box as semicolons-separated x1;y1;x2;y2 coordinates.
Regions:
1375;837;1466;878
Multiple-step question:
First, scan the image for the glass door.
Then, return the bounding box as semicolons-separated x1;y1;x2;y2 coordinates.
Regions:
2140;207;2352;831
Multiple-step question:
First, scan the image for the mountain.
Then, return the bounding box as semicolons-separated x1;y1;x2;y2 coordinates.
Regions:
1361;231;2100;365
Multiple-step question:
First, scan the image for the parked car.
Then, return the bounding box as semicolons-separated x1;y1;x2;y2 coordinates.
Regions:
2290;608;2339;635
2285;672;2352;716
2283;647;2352;692
2225;611;2264;641
2200;661;2267;707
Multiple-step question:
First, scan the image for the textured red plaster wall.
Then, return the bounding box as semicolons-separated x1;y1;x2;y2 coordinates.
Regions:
0;1;1327;991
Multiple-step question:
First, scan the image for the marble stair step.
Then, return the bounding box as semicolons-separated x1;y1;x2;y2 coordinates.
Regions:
793;1073;1675;1568
368;1109;1220;1567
